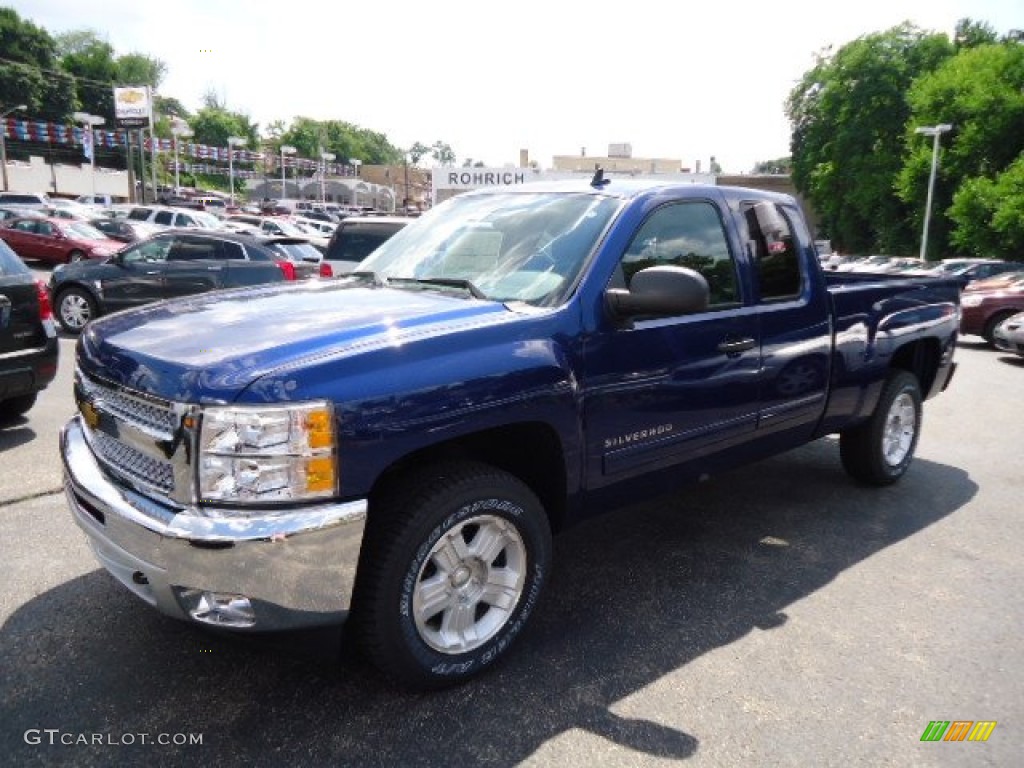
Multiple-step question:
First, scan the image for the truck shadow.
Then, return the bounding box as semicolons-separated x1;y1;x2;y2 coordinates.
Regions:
1;441;976;765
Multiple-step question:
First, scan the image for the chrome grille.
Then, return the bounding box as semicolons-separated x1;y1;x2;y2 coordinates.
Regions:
78;372;177;438
89;430;175;495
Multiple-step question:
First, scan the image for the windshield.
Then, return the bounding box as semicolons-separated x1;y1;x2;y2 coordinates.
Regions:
358;192;621;306
268;241;322;263
192;211;223;228
64;222;109;240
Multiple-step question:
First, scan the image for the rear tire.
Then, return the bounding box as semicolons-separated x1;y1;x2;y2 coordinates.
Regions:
67;249;86;264
840;370;922;485
353;460;552;689
0;393;37;421
56;287;98;334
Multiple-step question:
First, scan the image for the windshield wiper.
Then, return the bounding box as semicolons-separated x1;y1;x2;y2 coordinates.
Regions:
386;276;487;299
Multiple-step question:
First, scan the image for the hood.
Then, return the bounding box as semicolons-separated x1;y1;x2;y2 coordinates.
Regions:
77;280;513;402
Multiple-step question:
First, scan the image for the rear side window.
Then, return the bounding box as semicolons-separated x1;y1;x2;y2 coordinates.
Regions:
127;208;153;221
0;240;30;275
168;237;241;261
743;202;803;301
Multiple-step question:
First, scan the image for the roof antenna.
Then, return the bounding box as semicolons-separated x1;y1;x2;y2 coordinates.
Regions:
590;166;610;188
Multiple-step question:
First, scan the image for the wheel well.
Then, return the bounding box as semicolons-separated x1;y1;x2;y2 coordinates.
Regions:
369;422;569;533
890;338;941;395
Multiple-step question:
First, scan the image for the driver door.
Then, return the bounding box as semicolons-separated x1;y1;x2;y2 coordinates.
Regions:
100;235;173;311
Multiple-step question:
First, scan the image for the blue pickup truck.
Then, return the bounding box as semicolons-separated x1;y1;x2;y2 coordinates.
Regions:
61;177;959;688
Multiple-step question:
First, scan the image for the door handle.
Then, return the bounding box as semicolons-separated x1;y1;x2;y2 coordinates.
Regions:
717;337;756;356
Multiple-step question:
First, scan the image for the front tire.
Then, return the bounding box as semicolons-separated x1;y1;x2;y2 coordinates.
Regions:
56;287;97;334
983;310;1016;347
840;370;922;485
67;249;86;264
354;461;552;689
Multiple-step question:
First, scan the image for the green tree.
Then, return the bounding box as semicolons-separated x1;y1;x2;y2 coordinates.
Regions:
786;24;953;254
189;106;259;150
753;156;791;174
431;141;455;166
953;18;998;50
116;53;165;89
408;141;431;164
0;8;76;121
897;41;1024;259
56;30;118;121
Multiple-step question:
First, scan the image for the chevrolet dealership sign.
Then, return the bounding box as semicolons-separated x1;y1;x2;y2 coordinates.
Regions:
113;86;153;127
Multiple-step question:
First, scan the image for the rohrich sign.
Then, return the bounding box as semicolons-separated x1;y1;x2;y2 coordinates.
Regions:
113;86;153;128
436;168;537;190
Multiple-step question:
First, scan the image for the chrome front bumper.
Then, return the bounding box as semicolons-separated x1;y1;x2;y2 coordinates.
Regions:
61;415;367;631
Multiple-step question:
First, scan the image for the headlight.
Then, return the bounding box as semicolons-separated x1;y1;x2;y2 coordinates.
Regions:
960;295;983;308
197;401;336;505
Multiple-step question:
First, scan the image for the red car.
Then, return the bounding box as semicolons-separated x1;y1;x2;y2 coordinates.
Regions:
0;217;123;265
960;275;1024;344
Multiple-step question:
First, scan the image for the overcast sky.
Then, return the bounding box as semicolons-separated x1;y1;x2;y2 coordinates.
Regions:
8;0;1022;172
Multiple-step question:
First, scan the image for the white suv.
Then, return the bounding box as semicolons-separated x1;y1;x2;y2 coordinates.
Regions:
126;205;224;230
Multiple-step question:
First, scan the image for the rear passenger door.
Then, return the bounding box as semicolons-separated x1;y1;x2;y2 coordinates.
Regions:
583;198;762;486
161;235;235;300
740;200;831;441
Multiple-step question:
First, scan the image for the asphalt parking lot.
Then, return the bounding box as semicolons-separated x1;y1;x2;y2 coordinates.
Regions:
1;311;1021;766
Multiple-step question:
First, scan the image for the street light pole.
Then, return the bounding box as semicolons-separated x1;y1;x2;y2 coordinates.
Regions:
1;103;27;191
227;136;247;207
280;145;296;201
348;158;361;208
170;119;192;194
320;151;335;203
915;123;953;261
73;111;105;201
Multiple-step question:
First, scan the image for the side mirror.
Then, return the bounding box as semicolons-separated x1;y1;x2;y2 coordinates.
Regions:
605;265;709;320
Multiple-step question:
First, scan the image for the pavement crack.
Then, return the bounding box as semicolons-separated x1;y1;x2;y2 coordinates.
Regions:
1;487;64;507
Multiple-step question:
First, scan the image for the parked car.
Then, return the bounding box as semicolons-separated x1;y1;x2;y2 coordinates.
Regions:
0;240;58;420
0;191;52;210
0;217;123;265
126;205;225;230
226;214;329;253
323;215;412;274
48;229;324;334
960;277;1024;344
75;194;115;207
0;206;45;222
992;311;1024;358
88;218;165;243
948;260;1023;287
47;199;102;220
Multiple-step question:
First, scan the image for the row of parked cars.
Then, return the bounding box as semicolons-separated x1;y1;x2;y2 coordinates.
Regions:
0;197;414;336
823;253;1024;352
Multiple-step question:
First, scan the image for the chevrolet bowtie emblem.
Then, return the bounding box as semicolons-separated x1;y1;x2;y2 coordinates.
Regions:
79;399;100;429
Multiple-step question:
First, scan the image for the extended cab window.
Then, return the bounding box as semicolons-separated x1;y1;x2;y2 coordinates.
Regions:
619;201;739;307
743;202;803;301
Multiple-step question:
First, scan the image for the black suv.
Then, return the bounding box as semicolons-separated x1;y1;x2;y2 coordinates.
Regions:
323;216;412;274
49;229;326;334
0;241;58;420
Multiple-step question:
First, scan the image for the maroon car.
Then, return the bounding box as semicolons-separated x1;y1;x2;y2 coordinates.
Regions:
960;275;1024;344
0;217;123;265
